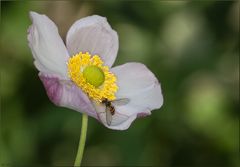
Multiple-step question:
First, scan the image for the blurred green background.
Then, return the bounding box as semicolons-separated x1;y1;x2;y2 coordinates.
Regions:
0;1;239;166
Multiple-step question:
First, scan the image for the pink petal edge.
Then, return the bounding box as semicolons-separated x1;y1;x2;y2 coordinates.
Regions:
39;73;98;119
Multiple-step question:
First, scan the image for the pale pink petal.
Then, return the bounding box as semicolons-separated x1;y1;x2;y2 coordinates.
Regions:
28;11;69;79
112;62;163;113
92;63;163;130
66;15;118;67
39;73;97;119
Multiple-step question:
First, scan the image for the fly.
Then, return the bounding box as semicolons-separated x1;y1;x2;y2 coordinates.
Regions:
101;98;130;126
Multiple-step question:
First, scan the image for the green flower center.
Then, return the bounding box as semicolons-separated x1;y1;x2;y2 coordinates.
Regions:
83;65;105;87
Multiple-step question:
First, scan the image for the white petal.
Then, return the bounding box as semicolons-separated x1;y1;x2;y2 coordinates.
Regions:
39;73;98;119
92;63;163;130
112;62;163;114
28;11;69;79
66;15;118;67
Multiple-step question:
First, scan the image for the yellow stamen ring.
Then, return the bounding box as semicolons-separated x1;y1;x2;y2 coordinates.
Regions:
67;52;118;102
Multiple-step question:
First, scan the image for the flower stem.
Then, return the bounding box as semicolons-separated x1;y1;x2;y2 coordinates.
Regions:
74;113;88;167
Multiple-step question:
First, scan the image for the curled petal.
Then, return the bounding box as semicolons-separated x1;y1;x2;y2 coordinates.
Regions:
66;15;118;67
93;63;163;130
137;110;151;118
28;11;69;79
39;73;98;119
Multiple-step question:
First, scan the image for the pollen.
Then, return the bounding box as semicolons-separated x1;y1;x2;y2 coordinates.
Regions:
67;52;118;102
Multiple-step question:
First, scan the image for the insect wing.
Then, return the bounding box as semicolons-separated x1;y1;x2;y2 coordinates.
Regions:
110;111;130;126
111;98;130;106
105;106;112;126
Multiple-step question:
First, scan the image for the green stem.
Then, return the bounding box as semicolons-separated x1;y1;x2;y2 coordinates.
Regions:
74;113;88;167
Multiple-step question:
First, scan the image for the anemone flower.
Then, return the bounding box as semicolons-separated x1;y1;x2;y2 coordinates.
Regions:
27;11;163;166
